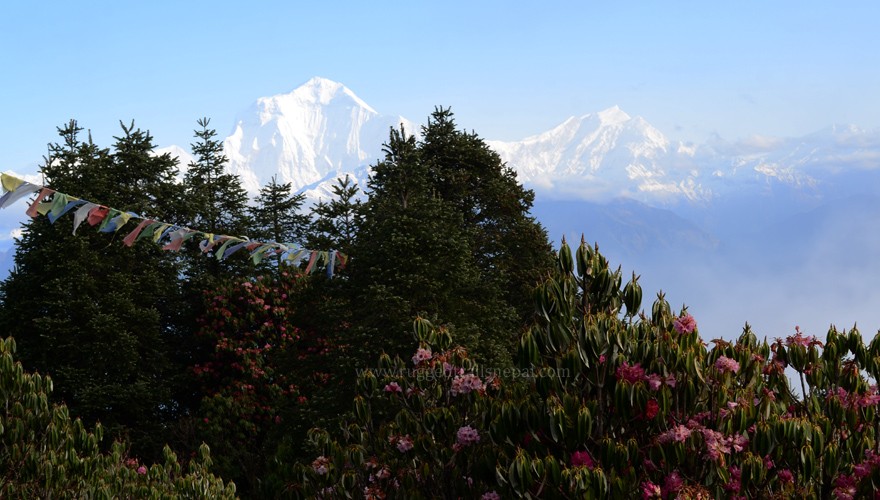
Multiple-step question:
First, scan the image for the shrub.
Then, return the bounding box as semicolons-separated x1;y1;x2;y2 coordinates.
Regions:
0;336;236;498
288;238;880;499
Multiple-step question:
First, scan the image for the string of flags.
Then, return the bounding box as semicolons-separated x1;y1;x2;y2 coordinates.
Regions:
0;173;347;277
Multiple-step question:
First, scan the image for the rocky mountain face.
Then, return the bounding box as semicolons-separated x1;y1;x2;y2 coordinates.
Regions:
221;77;416;201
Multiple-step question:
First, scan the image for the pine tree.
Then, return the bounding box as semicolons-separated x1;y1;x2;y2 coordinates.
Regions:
307;174;363;255
346;111;553;369
420;107;553;322
345;126;497;366
250;175;310;270
0;120;189;460
181;118;252;286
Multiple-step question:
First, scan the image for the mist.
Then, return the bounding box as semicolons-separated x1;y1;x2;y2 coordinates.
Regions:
533;186;880;345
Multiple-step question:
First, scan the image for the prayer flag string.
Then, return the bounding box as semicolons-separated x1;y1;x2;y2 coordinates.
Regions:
0;173;346;275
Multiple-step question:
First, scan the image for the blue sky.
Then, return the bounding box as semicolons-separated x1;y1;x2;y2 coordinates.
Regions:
2;1;879;172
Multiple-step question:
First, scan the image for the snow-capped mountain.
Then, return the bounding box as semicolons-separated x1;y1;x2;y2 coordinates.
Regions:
153;77;880;213
223;77;415;198
488;106;709;203
5;77;880;342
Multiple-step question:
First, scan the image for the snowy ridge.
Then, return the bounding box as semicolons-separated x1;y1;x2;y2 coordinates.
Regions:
145;77;880;209
223;77;414;195
487;106;708;203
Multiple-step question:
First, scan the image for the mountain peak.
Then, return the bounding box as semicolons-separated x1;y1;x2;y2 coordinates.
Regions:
597;105;631;125
286;77;376;113
224;77;414;196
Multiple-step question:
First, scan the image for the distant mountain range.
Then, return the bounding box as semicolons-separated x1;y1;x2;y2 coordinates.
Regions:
5;77;880;339
168;77;880;224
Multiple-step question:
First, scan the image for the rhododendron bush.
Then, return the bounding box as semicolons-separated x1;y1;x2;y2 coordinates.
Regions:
0;337;235;498
190;271;340;493
288;239;880;498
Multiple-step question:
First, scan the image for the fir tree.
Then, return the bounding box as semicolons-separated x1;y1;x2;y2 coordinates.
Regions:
181;118;252;285
307;174;363;255
346;110;553;369
346;125;494;367
420;107;553;322
250;175;310;270
0;120;188;460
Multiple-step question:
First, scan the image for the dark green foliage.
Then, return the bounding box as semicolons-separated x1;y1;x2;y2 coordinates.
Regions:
0;110;551;495
347;126;484;363
189;273;303;494
420;107;553;323
0;336;236;498
250;175;310;271
307;174;362;255
290;240;880;498
181;118;252;286
0;121;189;460
346;110;553;368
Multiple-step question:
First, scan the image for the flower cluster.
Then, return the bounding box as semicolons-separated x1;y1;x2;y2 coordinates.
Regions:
645;373;676;391
384;381;402;394
662;471;683;497
456;426;480;447
311;456;330;475
391;435;414;453
658;424;692;444
412;348;433;366
571;450;594;469
673;313;697;334
450;373;484;396
641;480;661;499
615;361;646;384
826;385;880;409
786;326;820;348
714;355;740;374
699;429;748;461
834;474;858;500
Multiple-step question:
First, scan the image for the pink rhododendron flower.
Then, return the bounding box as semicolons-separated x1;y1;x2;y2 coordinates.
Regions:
394;435;414;452
646;373;663;391
662;471;683;496
571;450;594;468
640;480;661;499
777;469;793;483
730;433;749;452
786;326;818;348
724;466;741;492
137;466;147;475
450;373;484;396
659;424;692;443
384;382;402;393
615;361;645;384
481;492;501;500
673;313;697;334
412;348;432;365
834;473;857;500
456;426;481;447
714;356;740;374
312;456;330;475
701;429;731;461
853;462;871;478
